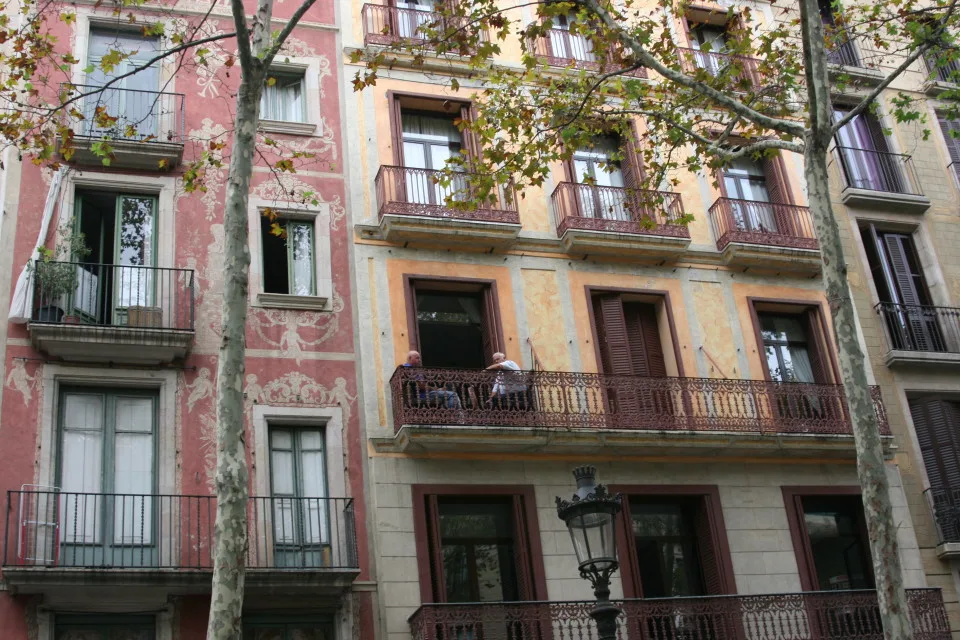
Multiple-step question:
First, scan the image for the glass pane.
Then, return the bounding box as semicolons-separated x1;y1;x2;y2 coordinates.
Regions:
803;498;872;590
302;496;327;544
272;429;293;450
113;491;153;545
61;432;103;544
631;503;686;537
760;315;807;342
441;543;471;601
288;222;314;296
438;501;513;539
475;543;507;601
114;397;152;433
299;429;323;450
630;499;704;598
289;629;330;640
300;451;325;498
116;197;155;309
273;498;296;544
271;450;295;495
63;394;104;432
765;345;786;382
246;628;284;640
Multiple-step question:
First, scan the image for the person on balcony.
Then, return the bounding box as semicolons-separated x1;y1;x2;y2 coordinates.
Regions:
486;352;529;410
402;350;463;409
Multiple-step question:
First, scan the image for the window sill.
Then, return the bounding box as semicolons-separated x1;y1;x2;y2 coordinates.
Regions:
259;119;317;136
256;293;329;311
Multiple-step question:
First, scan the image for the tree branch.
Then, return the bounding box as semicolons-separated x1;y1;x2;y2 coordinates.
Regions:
632;108;805;157
230;0;254;69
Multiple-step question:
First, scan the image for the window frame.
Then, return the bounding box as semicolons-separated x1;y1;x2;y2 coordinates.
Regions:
747;298;840;384
411;484;548;604
388;91;476;167
611;484;735;598
261;216;318;297
258;58;324;136
261;69;307;124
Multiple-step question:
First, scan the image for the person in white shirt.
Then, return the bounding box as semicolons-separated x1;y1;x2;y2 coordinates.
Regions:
485;352;528;410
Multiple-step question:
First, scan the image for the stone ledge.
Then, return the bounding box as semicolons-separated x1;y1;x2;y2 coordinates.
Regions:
29;323;194;365
257;292;330;311
558;228;691;258
885;349;960;369
841;188;931;213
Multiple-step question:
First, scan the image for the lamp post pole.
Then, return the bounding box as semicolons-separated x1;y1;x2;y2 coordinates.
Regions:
556;465;623;640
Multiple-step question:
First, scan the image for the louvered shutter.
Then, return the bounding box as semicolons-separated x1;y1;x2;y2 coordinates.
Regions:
938;115;960;165
910;397;960;489
694;496;730;595
882;233;935;350
863;112;904;192
511;495;536;600
426;495;448;602
883;234;923;306
762;154;795;236
804;310;828;384
479;287;501;365
620;123;647;220
623;304;651;377
595;295;634;377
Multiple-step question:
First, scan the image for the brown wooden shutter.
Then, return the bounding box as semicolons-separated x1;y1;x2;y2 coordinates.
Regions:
511;495;536;600
392;97;406;166
910;397;960;489
426;495;448;602
937;114;960;165
804;309;829;384
595;294;634;377
620;123;648;219
693;495;731;595
459;103;481;163
623;302;666;377
479;286;502;365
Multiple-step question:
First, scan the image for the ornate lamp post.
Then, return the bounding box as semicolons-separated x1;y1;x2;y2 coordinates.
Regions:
556;465;623;640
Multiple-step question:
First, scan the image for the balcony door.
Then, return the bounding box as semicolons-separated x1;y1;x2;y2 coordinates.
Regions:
573;136;627;221
74;190;158;325
57;388;157;567
401;110;466;206
269;427;329;568
395;0;440;40
85;28;161;139
833;107;904;193
549;14;595;62
690;23;727;75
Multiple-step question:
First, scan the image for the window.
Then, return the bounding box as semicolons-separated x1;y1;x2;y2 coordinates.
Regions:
571;135;628;221
56;615;155;640
244;617;333;640
400;110;467;205
720;155;793;234
759;313;826;384
591;293;667;379
784;490;874;591
414;487;545;603
260;216;315;296
58;388;157;565
833;106;904;193
548;13;595;62
819;0;860;67
911;397;960;542
269;427;329;567
261;71;306;123
616;488;734;599
395;0;441;40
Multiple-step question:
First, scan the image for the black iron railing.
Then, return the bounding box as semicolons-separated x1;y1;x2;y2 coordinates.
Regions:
551;182;688;238
409;590;952;640
876;302;960;354
390;367;890;437
60;83;185;144
30;261;194;332
834;146;923;196
3;491;358;570
925;487;960;545
827;38;861;67
926;53;960;84
708;198;818;251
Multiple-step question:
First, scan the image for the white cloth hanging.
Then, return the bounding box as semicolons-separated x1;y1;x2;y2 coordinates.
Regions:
8;167;68;323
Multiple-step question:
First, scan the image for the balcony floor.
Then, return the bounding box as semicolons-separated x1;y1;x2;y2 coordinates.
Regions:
29;323;194;365
885;349;960;369
377;211;521;247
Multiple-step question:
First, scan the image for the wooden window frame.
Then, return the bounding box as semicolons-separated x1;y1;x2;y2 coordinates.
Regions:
610;484;736;598
411;484;549;604
387;91;478;167
584;285;686;377
782;486;872;592
747;298;841;384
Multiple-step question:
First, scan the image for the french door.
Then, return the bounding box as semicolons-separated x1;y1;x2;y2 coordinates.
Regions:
84;29;161;139
396;0;440;40
401;111;467;206
58;388;157;567
573;139;626;220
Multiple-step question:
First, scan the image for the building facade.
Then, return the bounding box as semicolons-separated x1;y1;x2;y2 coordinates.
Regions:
343;2;957;640
0;2;374;639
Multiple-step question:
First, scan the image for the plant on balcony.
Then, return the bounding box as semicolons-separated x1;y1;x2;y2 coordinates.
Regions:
29;224;89;323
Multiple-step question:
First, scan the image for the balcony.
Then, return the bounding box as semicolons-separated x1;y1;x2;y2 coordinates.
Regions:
922;54;960;95
551;183;690;257
361;3;484;54
379;367;891;458
530;31;647;77
925;488;960;559
835;147;930;212
876;302;960;368
374;165;521;246
708;198;821;272
676;47;761;89
28;262;195;365
826;38;884;85
2;491;359;594
408;590;951;640
60;84;185;170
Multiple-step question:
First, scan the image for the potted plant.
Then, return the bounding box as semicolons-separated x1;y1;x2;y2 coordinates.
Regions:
29;224;90;323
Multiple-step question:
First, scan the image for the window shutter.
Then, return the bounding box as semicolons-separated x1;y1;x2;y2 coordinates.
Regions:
761;156;788;204
630;303;667;377
479;287;501;365
863;112;890;153
623;304;650;377
693;495;731;595
459;104;481;164
937;114;960;165
882;234;923;306
804;310;829;384
392;98;406;165
511;495;536;600
910;397;960;489
594;294;634;377
620;123;649;220
426;495;448;602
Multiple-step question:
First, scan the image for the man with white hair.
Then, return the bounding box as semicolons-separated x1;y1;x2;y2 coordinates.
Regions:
402;350;462;409
486;352;527;410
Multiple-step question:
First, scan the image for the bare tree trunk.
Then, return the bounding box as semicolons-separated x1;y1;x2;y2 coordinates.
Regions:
206;70;264;640
799;0;912;637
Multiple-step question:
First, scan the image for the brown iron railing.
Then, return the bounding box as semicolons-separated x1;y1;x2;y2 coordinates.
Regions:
529;30;647;77
708;198;818;251
834;146;924;196
375;165;520;224
925;487;960;545
31;261;195;331
61;83;185;144
552;182;688;238
3;491;358;571
875;302;960;354
677;47;761;87
408;590;951;640
389;367;890;436
361;3;485;52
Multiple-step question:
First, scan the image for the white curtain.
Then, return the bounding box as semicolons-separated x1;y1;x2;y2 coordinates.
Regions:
8;167;69;323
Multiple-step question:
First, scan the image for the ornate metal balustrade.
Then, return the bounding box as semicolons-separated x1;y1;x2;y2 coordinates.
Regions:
875;302;960;354
3;491;358;571
676;47;761;88
409;590;951;640
708;198;818;251
390;367;890;436
375;165;520;225
834;147;923;196
361;3;485;52
61;83;185;144
529;31;647;77
551;183;688;238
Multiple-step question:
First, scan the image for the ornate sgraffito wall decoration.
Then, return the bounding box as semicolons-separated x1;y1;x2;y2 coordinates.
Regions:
248;287;344;362
5;359;40;405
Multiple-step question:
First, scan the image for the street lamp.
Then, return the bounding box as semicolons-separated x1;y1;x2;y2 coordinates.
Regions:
556;465;622;640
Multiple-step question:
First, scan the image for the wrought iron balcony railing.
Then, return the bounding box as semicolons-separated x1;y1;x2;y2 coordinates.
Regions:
925;53;960;84
551;182;689;238
409;590;951;640
834;146;924;196
708;198;819;251
677;47;761;88
529;30;647;77
3;491;358;571
875;302;960;354
61;83;185;144
361;3;485;52
375;165;520;224
30;261;195;332
925;487;960;545
826;38;862;67
390;367;890;436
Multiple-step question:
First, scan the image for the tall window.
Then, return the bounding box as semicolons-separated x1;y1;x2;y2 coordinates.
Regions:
591;293;666;379
689;23;728;75
936;112;960;185
58;388;157;564
572;135;628;220
548;13;595;62
261;71;306;123
409;279;502;369
396;0;440;40
401;110;466;205
269;427;329;567
833;106;903;193
260;216;316;296
720;155;794;235
818;0;860;66
759;313;823;384
85;29;161;138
